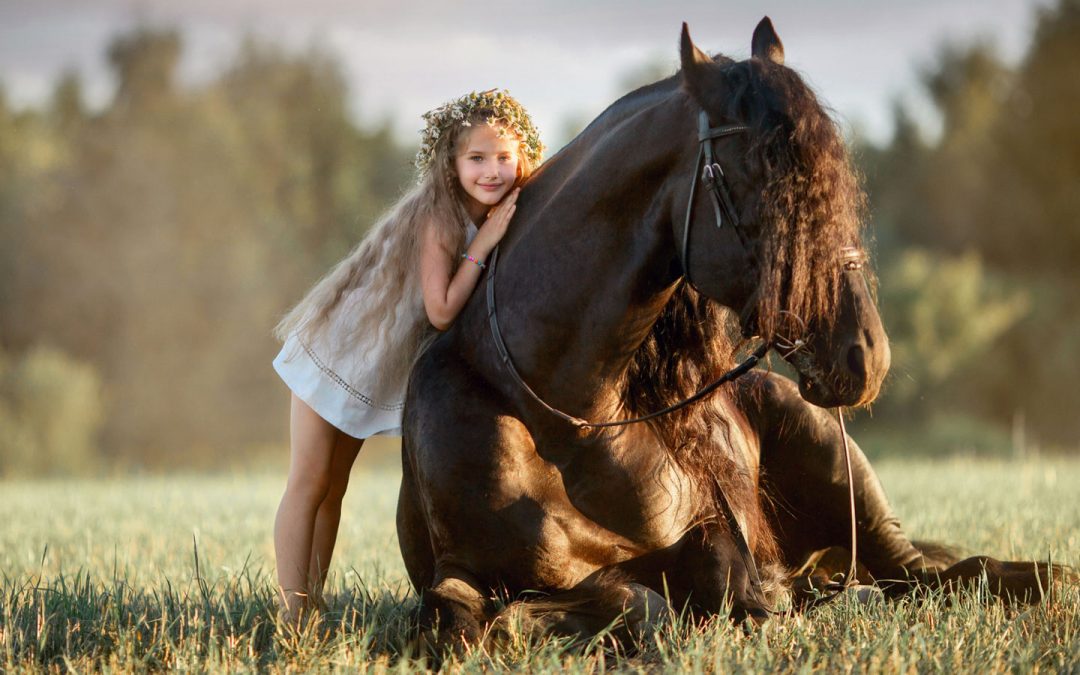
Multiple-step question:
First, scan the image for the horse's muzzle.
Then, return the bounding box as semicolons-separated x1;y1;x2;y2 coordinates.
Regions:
793;336;890;408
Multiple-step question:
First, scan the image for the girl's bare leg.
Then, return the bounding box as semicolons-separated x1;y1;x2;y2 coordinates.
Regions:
307;432;364;602
274;394;351;620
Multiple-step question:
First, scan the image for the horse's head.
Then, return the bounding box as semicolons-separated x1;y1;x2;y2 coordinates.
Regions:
673;18;889;407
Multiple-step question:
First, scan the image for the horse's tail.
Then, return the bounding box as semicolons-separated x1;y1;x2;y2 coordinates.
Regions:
485;572;671;651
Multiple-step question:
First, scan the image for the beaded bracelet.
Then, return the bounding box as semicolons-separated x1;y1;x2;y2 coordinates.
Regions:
461;253;486;270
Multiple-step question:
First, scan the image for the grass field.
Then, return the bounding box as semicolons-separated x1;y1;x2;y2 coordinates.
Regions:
1;450;1078;672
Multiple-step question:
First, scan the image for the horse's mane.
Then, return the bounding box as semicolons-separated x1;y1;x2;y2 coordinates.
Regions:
622;53;869;563
623;283;777;558
728;57;871;340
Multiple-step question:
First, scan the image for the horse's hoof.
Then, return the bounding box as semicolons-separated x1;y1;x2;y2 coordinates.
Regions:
735;605;771;632
843;584;884;606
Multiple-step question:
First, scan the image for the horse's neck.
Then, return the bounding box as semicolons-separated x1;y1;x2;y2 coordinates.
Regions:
488;95;691;419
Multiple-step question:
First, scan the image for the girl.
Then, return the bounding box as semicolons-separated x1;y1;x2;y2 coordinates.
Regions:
271;90;544;622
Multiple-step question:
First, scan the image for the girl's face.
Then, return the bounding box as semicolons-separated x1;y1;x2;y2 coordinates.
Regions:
454;123;521;222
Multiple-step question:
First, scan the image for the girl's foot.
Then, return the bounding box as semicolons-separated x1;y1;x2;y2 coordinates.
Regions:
277;590;318;630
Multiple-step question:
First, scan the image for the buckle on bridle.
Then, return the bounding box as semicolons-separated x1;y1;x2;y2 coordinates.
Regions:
702;162;724;182
773;310;813;359
840;246;865;271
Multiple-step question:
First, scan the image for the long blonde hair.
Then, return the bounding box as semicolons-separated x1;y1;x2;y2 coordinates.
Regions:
274;108;536;403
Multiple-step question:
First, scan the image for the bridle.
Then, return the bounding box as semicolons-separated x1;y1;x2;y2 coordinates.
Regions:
485;110;767;431
483;106;866;611
679;113;867;600
678;111;754;287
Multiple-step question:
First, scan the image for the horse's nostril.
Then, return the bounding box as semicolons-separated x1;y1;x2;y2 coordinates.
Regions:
847;344;866;380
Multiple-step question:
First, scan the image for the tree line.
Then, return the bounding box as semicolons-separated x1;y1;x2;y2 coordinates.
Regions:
0;32;411;473
855;0;1079;452
0;0;1076;474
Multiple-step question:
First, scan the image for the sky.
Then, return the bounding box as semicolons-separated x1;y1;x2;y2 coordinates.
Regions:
0;0;1054;148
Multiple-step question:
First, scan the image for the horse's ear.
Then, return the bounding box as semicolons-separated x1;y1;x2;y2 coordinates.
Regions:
680;23;714;99
751;17;785;65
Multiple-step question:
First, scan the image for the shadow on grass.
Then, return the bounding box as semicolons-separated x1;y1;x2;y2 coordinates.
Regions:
0;564;426;671
3;567;1078;671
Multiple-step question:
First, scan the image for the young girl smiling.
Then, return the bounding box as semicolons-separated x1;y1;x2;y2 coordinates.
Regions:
271;90;543;622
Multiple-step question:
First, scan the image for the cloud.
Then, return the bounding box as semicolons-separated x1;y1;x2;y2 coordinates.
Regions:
0;0;1046;144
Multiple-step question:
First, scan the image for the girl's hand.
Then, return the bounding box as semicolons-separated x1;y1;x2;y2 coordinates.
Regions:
475;188;519;249
420;189;519;331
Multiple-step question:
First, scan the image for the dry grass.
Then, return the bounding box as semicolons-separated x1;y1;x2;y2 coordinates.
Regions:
1;456;1077;672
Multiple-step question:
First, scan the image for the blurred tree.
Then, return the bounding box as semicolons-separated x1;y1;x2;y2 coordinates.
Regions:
857;99;930;257
218;39;408;272
878;249;1028;414
0;346;105;476
922;43;1010;252
108;29;182;116
50;70;87;136
949;0;1080;440
922;41;1011;145
888;42;1011;253
0;27;412;470
0;95;54;354
0;90;18;352
861;0;1080;446
976;0;1080;275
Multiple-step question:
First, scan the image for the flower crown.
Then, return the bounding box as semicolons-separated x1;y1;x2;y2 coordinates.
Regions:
415;89;544;177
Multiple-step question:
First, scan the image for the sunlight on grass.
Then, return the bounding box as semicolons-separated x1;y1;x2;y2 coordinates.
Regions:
1;457;1077;671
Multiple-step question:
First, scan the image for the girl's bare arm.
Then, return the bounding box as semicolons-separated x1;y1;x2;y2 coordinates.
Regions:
420;189;518;330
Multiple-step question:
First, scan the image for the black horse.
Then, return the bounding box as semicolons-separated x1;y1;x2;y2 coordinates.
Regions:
399;19;1059;648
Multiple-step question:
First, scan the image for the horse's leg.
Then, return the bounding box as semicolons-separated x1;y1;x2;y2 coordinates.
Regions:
737;372;925;580
400;433;493;651
908;556;1074;602
671;522;773;624
489;573;670;649
741;371;1071;602
396;441;435;591
418;568;491;652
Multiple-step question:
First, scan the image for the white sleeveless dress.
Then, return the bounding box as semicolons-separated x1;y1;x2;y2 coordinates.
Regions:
274;223;478;438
